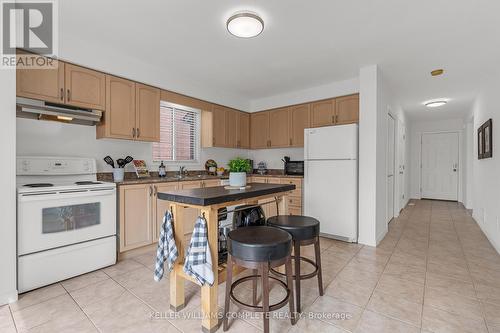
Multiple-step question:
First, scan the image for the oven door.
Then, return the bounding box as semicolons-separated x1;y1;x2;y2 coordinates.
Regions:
18;188;116;256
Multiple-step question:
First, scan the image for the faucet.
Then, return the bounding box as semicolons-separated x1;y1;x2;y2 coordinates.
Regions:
178;166;186;178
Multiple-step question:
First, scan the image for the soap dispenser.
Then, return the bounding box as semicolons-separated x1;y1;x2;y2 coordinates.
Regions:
158;161;166;178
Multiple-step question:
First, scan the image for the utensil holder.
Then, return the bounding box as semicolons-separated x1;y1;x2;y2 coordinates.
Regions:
113;168;124;182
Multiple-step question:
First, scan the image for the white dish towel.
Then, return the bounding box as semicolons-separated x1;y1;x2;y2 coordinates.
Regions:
154;210;179;282
183;216;214;286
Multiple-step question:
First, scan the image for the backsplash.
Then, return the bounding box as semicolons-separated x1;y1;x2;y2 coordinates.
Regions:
16;118;303;173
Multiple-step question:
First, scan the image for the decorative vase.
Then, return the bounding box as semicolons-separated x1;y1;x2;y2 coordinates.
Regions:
229;172;247;187
113;168;125;182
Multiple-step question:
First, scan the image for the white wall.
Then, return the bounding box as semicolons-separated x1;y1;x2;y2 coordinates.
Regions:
0;68;17;305
408;118;466;201
471;83;500;253
249;77;359;112
17;118;249;173
464;119;474;209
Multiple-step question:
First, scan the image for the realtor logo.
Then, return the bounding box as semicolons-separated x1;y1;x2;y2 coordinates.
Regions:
1;0;58;68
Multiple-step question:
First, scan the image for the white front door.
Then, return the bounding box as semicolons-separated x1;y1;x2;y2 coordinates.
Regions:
387;114;395;223
421;132;459;201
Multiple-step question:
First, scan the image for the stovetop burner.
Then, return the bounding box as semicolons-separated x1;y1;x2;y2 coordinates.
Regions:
24;183;54;188
75;181;102;185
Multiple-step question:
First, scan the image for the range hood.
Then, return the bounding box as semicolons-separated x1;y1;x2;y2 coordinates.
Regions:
16;97;102;126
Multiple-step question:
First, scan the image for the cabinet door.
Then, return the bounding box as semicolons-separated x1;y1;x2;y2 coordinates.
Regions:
238;112;250;148
250;112;270;149
97;75;135;139
269;108;290;147
335;94;359;124
310;99;335;128
179;181;202;235
212;106;227;147
16;57;64;103
154;182;179;239
226;109;238;148
289;104;310;147
135;83;160;142
119;184;153;252
64;63;106;110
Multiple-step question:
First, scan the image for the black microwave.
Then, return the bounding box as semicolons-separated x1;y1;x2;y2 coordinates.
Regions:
284;160;304;175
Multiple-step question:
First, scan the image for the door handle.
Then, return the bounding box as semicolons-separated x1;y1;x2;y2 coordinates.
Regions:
136;128;140;138
67;89;71;101
60;88;64;101
149;186;153;196
132;128;136;138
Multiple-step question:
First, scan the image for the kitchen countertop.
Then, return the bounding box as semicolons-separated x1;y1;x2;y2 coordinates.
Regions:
157;182;296;206
102;173;303;186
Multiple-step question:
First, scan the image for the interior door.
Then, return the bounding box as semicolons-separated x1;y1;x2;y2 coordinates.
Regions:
387;115;395;223
398;122;406;210
421;132;459;201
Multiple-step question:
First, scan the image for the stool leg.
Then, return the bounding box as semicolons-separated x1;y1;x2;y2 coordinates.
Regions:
261;262;270;333
223;254;233;331
285;256;296;325
293;241;301;313
314;237;324;296
252;269;258;306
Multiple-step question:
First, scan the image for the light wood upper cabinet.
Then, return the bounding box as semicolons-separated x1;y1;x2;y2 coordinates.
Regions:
226;108;238;148
97;75;135;140
64;63;105;110
289;104;310;147
16;58;64;103
250;112;270;149
310;99;335;128
238;112;250;148
119;184;153;252
135;83;160;142
335;94;359;125
269;107;290;147
212;105;227;147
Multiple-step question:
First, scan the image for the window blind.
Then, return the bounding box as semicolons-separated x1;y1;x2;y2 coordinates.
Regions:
153;102;200;162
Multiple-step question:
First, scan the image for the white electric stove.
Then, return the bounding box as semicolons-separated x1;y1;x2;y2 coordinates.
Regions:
16;156;117;293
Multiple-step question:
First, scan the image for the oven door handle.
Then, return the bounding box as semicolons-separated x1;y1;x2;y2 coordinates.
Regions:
19;189;116;202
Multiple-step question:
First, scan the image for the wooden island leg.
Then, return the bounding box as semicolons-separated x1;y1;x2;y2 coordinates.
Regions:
201;206;219;333
170;204;185;311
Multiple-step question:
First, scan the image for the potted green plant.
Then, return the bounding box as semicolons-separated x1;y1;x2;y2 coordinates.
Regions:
228;157;251;187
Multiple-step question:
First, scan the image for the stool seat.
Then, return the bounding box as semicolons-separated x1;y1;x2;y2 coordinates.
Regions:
267;215;320;241
228;226;292;262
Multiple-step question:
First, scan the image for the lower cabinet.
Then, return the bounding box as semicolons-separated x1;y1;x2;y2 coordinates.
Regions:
119;184;154;252
118;179;223;253
248;177;303;218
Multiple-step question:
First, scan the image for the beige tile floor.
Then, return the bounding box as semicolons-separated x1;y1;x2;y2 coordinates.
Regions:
4;199;500;332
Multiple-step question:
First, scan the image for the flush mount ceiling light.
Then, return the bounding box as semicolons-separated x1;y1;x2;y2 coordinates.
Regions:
425;100;447;108
226;12;264;38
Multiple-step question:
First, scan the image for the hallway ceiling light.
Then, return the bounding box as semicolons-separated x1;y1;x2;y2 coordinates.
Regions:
425;100;447;108
431;69;444;76
227;12;264;38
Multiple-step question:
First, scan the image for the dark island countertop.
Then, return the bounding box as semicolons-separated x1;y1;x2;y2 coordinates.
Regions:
157;182;296;206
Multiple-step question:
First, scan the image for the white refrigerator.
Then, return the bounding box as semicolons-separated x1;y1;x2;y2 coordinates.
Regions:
304;124;358;242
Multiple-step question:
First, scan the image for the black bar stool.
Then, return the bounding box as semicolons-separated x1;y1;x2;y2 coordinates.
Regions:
267;215;323;313
223;226;296;333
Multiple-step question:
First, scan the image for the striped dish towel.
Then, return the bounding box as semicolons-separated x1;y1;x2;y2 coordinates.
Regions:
183;216;214;286
154;210;179;282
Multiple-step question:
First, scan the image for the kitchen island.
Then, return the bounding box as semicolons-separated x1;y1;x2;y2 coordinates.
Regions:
157;182;295;332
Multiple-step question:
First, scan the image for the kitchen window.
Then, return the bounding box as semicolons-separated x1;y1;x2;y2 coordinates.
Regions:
153;102;200;162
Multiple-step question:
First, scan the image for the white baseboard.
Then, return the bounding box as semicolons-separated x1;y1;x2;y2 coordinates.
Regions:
0;289;18;306
376;228;388;245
